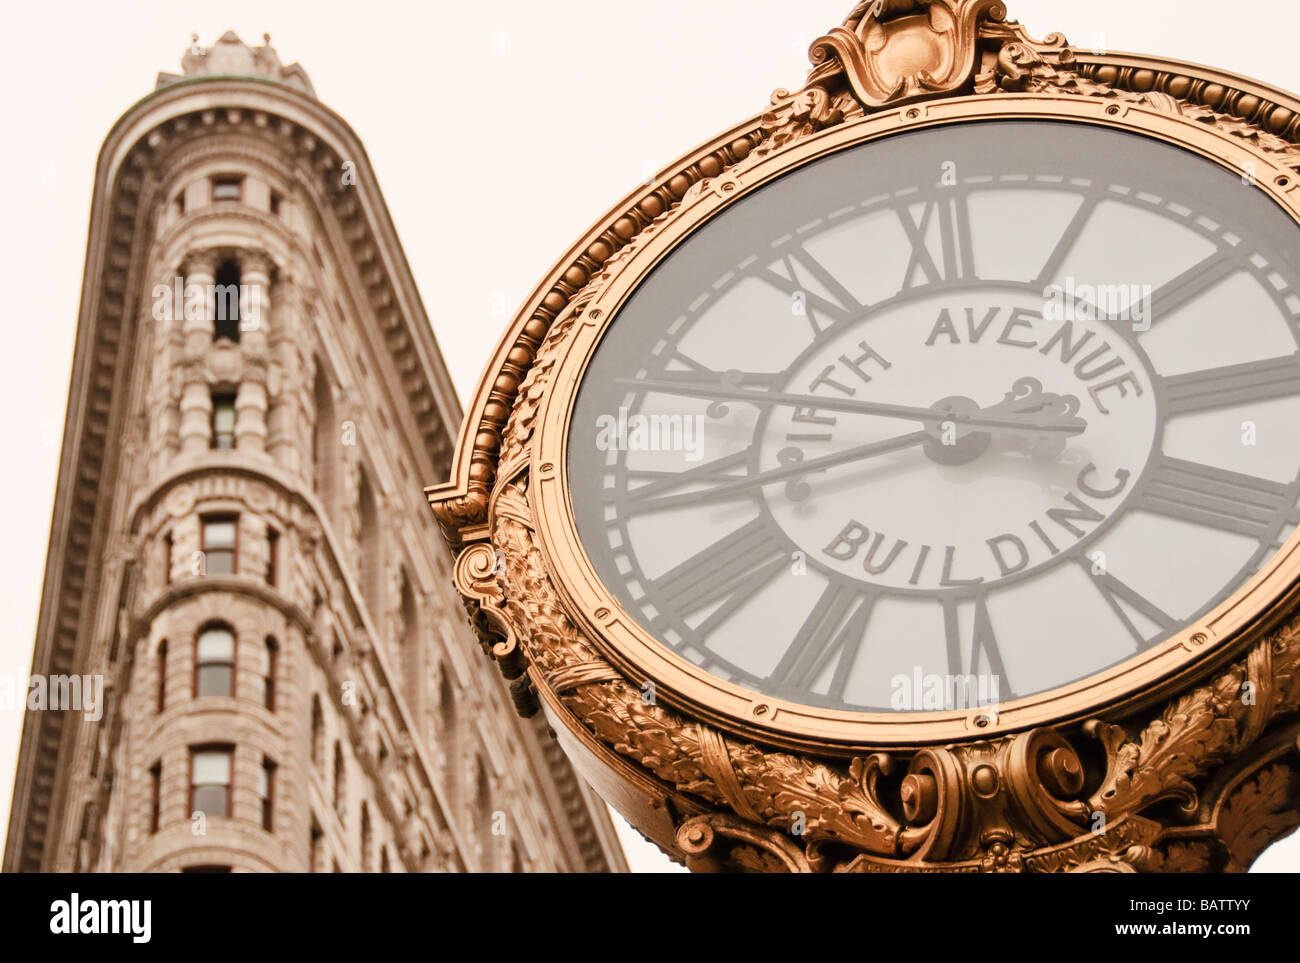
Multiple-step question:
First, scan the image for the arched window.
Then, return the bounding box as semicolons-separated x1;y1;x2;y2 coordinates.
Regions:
310;694;324;768
357;468;380;618
195;624;235;698
399;570;418;712
213;259;241;343
360;803;374;873
312;362;336;514
258;637;278;711
332;741;346;823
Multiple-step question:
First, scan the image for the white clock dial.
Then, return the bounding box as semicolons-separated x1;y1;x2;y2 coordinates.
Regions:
568;120;1300;713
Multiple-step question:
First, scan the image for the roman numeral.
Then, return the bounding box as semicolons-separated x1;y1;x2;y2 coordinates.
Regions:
768;583;875;701
647;520;789;635
1162;354;1300;415
1078;558;1176;648
1145;250;1240;326
1137;456;1293;539
755;245;865;337
942;594;1008;691
898;194;976;289
1033;195;1102;289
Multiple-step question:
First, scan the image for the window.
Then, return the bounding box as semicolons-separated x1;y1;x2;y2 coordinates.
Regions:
333;742;346;823
399;571;418;713
163;531;173;585
312;362;336;510
358;469;380;616
311;694;324;768
310;819;324;873
381;846;390;873
211;392;236;450
189;746;233;819
259;637;277;711
211;174;243;202
149;762;162;833
439;669;457;782
174;193;186;218
213;259;241;342
156;640;168;714
195;624;235;698
259;758;276;831
266;526;279;586
474;757;493;869
269;191;282;217
360;803;373;873
181;865;231;873
201;516;237;575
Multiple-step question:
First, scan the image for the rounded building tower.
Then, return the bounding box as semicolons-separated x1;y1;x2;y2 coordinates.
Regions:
5;32;627;874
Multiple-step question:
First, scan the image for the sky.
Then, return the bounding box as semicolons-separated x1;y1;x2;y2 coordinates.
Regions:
2;0;1298;874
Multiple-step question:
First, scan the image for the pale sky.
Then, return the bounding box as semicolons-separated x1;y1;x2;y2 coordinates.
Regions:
2;0;1297;873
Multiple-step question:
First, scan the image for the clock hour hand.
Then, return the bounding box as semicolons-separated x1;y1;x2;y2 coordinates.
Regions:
613;374;1088;436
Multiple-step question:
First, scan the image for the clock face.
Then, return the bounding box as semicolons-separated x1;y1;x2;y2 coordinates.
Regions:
566;119;1300;717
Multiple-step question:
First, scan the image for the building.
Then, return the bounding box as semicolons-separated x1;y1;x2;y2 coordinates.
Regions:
3;32;627;874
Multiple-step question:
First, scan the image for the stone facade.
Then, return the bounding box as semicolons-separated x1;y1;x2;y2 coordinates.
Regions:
3;32;627;873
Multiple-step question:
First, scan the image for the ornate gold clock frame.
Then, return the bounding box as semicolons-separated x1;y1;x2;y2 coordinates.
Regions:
428;0;1300;872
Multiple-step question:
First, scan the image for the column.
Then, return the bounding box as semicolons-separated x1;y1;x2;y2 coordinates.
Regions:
178;250;216;455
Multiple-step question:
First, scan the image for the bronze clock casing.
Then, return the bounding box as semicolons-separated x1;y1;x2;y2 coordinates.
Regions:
428;0;1300;872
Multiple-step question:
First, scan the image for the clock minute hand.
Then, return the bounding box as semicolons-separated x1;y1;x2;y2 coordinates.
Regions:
633;430;931;513
613;376;1087;436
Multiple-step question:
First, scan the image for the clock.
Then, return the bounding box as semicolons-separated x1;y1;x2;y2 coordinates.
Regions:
559;116;1300;734
431;0;1300;871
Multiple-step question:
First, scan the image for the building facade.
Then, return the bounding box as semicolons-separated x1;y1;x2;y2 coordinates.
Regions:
3;32;627;874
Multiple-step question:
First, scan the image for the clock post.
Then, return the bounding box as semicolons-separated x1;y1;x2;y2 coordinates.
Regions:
428;0;1300;872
